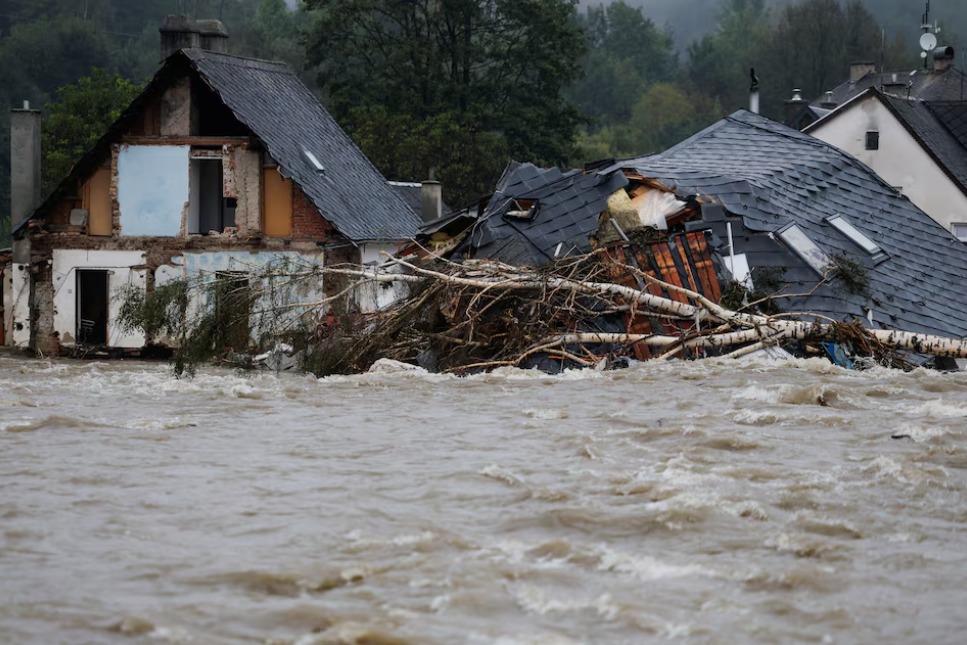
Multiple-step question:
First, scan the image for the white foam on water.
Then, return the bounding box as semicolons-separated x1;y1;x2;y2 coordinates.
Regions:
479;464;523;486
596;546;712;581
510;584;619;620
522;408;569;420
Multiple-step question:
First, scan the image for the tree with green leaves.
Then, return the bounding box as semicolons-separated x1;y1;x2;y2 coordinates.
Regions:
41;69;142;197
302;0;587;207
569;1;678;129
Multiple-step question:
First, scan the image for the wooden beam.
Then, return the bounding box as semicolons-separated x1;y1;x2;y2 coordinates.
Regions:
121;136;255;147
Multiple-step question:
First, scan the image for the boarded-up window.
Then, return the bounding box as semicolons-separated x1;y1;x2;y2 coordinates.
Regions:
263;168;292;238
82;167;113;236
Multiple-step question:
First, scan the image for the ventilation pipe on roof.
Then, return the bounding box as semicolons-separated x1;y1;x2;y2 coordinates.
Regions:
933;45;956;72
421;169;443;223
749;67;760;114
820;91;838;109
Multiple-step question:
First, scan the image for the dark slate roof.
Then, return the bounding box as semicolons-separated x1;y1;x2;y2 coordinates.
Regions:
457;162;628;266
811;66;967;109
181;48;419;241
928;101;967;149
880;94;967;196
609;110;967;342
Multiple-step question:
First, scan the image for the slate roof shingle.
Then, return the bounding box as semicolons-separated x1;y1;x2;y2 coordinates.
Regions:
812;66;967;108
182;48;420;241
457;162;628;266
611;110;967;343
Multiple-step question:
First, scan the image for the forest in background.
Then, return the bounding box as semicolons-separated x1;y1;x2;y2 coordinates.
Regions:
0;0;955;245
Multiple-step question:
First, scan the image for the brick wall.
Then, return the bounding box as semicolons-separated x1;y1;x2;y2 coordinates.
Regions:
292;186;338;242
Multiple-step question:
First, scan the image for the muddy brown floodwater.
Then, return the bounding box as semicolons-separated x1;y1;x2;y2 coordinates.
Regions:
2;354;967;644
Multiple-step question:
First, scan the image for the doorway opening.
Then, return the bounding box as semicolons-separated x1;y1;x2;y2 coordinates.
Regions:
77;269;109;345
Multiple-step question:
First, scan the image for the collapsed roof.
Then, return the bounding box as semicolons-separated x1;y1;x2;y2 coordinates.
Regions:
609;110;967;342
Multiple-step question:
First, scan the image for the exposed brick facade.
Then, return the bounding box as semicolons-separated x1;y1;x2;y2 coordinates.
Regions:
292;186;338;242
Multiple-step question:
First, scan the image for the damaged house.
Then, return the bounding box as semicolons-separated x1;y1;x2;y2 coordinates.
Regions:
437;110;967;363
2;17;420;355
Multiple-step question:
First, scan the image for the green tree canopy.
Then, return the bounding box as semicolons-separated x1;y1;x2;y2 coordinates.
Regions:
41;69;142;197
303;0;587;206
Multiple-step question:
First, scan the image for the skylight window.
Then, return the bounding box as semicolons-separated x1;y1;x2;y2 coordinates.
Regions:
826;215;882;255
303;148;325;173
778;224;830;274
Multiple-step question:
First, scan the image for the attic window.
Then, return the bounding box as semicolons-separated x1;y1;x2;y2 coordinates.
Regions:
303;148;325;173
778;223;830;275
826;215;882;256
505;198;540;221
865;131;879;150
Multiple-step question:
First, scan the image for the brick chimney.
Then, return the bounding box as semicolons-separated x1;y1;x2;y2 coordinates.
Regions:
195;19;229;53
10;101;42;231
783;88;808;127
160;15;199;59
850;62;876;83
160;15;229;59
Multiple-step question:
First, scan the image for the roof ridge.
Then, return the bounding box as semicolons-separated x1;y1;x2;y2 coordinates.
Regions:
180;47;291;70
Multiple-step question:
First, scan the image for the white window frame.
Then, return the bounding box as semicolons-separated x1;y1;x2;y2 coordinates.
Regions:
826;215;882;256
952;222;967;242
777;223;830;275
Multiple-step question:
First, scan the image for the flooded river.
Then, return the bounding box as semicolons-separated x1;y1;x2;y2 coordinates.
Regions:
2;354;967;644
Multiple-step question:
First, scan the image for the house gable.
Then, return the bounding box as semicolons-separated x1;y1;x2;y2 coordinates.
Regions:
806;90;967;235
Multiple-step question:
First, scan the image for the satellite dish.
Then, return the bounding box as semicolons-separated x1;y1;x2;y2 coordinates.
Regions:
920;32;938;52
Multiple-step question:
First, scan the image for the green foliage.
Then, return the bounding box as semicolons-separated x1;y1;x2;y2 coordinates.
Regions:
41;69;142;197
569;2;678;128
349;106;509;208
304;0;587;205
824;253;871;298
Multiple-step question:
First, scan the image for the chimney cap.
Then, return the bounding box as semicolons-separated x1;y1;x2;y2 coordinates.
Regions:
160;14;196;34
195;19;229;37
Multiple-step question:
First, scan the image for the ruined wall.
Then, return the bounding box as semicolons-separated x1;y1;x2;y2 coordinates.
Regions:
51;250;148;349
226;145;261;236
356;243;407;312
160;77;192;136
8;264;31;347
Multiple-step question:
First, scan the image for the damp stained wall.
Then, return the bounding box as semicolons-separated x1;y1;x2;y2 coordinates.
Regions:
357;242;407;312
117;146;190;236
162;250;325;347
51;250;148;348
8;264;32;347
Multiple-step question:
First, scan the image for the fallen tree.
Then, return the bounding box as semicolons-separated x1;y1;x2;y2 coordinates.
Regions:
117;249;967;376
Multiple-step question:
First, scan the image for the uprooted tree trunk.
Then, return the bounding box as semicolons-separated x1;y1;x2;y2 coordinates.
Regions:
320;254;967;371
117;251;967;376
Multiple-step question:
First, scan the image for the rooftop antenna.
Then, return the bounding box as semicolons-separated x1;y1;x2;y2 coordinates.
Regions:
919;0;940;70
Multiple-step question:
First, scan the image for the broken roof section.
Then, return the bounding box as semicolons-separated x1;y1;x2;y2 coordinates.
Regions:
181;48;419;242
455;162;629;265
610;110;967;342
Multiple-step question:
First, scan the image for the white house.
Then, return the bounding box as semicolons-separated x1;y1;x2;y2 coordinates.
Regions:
804;87;967;241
